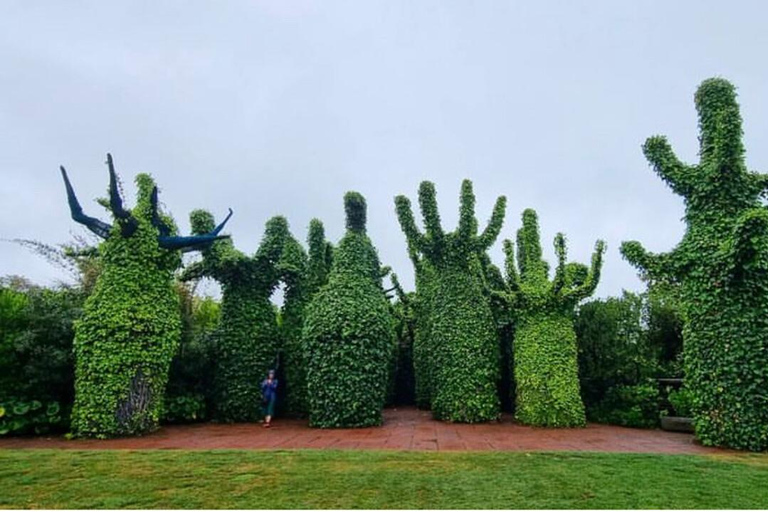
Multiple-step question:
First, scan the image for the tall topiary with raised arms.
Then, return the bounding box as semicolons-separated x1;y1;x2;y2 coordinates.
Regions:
621;78;768;451
395;180;506;422
61;154;231;437
302;192;394;428
182;212;287;422
497;209;605;427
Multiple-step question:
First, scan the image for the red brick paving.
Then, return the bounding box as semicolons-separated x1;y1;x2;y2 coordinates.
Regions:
0;407;729;454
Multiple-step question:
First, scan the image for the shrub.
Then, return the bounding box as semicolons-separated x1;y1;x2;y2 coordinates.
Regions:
0;399;68;436
303;192;395;428
621;78;768;450
163;394;207;424
667;387;694;417
576;288;684;428
576;292;647;409
165;288;220;423
588;382;660;429
497;209;605;427
395;181;506;422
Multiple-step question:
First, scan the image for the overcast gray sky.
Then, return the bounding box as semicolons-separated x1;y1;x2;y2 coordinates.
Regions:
2;1;767;298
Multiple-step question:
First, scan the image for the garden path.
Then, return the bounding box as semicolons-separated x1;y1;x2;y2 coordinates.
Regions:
0;407;728;454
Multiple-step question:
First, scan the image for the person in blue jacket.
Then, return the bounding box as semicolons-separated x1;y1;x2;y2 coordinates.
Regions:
261;369;278;428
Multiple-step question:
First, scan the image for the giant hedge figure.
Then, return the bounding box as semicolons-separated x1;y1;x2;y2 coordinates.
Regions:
395;180;506;422
302;192;395;428
183;211;288;422
499;209;605;427
62;154;231;437
278;219;333;417
622;78;768;451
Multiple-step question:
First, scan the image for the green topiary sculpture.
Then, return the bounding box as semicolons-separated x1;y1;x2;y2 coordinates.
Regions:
62;154;231;437
302;192;395;428
395;180;506;422
499;209;605;427
278;219;332;417
183;212;288;422
621;78;768;451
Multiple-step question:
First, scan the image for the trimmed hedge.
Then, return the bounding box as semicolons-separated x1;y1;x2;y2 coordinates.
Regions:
395;180;506;422
498;209;605;427
184;212;287;422
303;192;395;428
622;78;768;451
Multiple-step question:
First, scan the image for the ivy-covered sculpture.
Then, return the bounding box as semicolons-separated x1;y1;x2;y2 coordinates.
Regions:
302;192;395;428
404;244;439;409
278;219;332;417
621;78;768;450
183;211;287;422
498;209;604;427
62;154;231;437
395;180;506;422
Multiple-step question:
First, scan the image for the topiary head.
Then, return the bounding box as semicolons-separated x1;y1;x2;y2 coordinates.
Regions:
344;192;367;233
60;153;233;270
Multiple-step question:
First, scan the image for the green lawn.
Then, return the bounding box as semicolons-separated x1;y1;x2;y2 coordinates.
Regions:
1;449;767;509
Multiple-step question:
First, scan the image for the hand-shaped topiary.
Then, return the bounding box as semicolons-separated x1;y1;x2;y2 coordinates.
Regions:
621;78;768;451
183;211;287;422
499;209;605;427
395;180;506;422
302;192;395;428
61;154;231;437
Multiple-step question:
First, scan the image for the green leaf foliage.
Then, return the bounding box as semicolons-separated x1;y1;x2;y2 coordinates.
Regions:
498;209;605;427
70;172;185;438
575;287;684;428
621;78;768;451
395;180;506;422
277;219;332;418
303;192;395;428
184;211;288;422
164;287;220;423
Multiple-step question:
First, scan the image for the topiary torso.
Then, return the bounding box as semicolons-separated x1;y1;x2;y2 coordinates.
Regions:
73;228;180;436
622;78;768;450
303;193;395;428
278;219;332;418
395;180;506;422
185;212;287;422
71;174;181;437
499;209;604;427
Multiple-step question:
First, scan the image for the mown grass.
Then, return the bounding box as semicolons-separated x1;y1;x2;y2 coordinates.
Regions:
1;449;767;509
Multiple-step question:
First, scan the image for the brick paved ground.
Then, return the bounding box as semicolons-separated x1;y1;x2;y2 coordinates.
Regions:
0;407;727;454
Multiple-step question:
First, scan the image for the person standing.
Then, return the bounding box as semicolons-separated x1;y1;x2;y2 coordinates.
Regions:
261;369;278;428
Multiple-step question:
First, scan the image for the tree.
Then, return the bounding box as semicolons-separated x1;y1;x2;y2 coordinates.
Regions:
303;192;395;428
498;209;605;427
621;78;768;450
61;154;231;437
395;180;506;422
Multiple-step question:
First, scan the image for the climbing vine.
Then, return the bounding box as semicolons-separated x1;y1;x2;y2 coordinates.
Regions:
395;180;506;422
278;219;332;417
303;192;395;428
63;154;229;437
497;209;605;427
183;212;287;422
622;78;768;451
